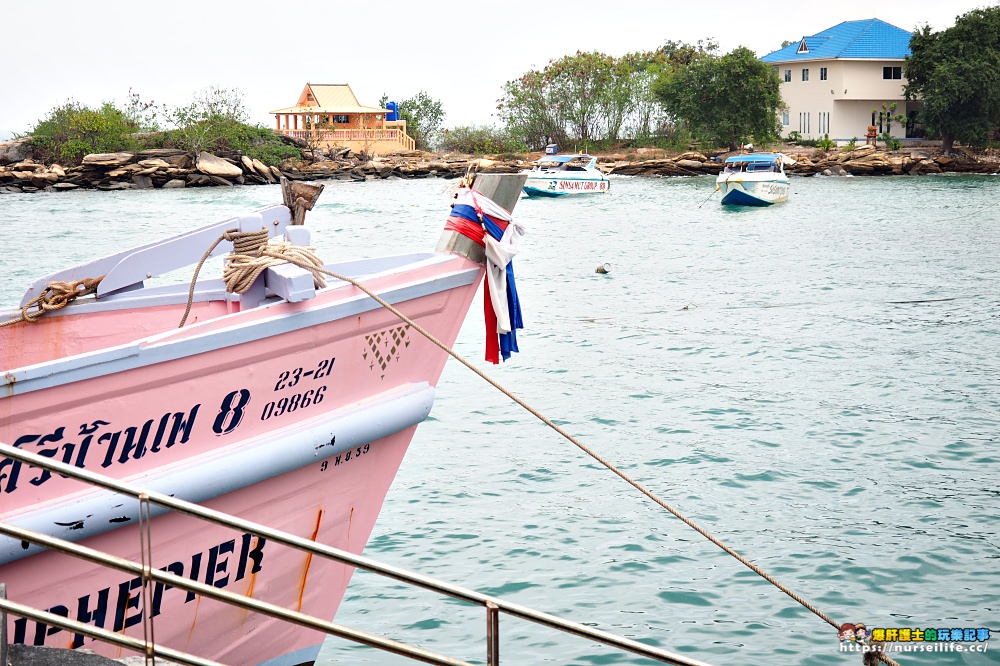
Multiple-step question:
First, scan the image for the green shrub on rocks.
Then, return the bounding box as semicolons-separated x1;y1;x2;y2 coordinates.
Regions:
436;125;528;155
27;87;303;167
161;87;302;164
30;100;147;164
234;125;303;165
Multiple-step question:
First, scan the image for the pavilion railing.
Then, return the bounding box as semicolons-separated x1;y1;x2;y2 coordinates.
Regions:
278;128;416;151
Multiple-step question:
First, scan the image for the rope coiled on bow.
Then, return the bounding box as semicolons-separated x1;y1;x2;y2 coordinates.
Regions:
178;228;326;328
0;276;105;328
223;232;327;295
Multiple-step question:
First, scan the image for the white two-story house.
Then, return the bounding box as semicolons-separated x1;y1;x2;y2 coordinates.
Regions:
761;18;921;144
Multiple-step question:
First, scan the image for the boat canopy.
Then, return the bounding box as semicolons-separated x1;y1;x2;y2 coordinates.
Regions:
722;152;795;174
724;153;782;165
537;154;594;164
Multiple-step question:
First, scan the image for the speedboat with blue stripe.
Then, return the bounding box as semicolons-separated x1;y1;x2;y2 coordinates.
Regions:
716;152;794;206
521;154;610;197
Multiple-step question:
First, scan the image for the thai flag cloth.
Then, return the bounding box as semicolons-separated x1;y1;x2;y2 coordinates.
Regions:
443;188;526;364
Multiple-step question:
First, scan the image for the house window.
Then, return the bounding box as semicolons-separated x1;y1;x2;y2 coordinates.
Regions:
818;112;830;135
784;69;791;82
333;115;350;124
820;67;828;81
802;69;809;82
782;111;790;126
883;66;902;79
799;112;811;135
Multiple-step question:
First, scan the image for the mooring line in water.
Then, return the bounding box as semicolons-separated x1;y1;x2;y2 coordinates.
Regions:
295;261;903;666
7;231;901;663
697;189;718;208
167;228;903;665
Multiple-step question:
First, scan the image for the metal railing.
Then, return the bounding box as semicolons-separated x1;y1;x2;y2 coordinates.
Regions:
278;128;416;151
0;443;713;666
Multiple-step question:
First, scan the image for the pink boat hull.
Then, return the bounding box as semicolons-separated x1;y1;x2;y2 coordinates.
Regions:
1;237;485;664
3;426;414;664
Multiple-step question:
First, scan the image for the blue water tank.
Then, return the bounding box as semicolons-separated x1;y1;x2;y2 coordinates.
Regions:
386;101;398;122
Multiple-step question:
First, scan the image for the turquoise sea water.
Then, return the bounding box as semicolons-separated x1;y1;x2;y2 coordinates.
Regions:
2;172;998;665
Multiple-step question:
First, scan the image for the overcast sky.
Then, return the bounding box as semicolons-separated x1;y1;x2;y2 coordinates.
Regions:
2;0;996;137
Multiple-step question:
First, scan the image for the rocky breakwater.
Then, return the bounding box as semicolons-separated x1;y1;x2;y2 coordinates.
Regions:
0;148;285;193
781;144;999;176
601;151;723;177
599;144;1000;177
0;139;523;194
4;138;998;194
291;149;520;181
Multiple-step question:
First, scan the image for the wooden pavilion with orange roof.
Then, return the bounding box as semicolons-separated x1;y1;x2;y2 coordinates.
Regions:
270;83;415;154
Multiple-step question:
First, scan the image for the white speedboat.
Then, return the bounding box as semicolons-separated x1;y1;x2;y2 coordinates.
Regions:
716;153;794;206
521;153;610;197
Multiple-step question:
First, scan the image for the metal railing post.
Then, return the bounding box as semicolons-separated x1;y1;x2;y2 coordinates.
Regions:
0;442;713;666
486;600;499;666
1;582;7;666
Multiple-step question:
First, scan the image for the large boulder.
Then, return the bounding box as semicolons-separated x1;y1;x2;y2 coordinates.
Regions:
844;144;876;159
908;159;942;174
821;164;850;177
252;158;275;182
83;152;135;167
137;158;171;169
196;151;243;177
676;159;708;170
139;149;193;169
0;138;34;165
674;151;709;162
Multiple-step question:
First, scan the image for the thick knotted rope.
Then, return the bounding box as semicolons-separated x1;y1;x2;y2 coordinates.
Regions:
0;276;104;327
178;228;326;328
224;235;327;295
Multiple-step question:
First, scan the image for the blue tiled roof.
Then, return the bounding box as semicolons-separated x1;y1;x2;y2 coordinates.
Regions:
761;18;912;62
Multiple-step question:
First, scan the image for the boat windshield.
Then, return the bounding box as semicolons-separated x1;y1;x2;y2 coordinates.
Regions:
536;155;595;170
723;160;779;173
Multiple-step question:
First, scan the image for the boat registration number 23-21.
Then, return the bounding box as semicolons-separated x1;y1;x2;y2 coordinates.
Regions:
259;356;336;421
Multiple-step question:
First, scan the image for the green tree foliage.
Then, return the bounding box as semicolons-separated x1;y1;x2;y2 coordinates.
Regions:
904;6;1000;154
29;95;156;164
164;86;251;154
28;87;301;166
497;68;565;150
159;86;301;164
122;88;163;133
497;43;715;151
436;125;527;155
396;91;445;151
651;46;783;150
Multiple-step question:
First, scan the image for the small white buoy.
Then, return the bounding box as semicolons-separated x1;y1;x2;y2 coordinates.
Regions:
595;263;611;274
